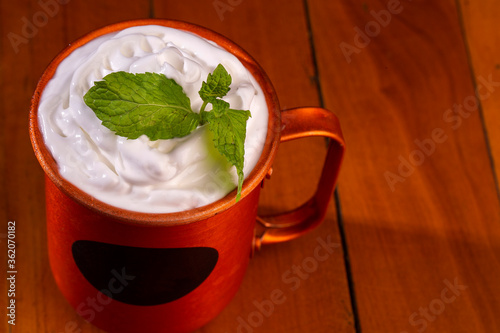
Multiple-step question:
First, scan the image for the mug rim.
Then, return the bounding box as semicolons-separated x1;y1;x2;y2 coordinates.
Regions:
29;18;281;226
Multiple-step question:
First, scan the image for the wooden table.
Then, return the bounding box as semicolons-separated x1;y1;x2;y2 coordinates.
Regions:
2;0;499;332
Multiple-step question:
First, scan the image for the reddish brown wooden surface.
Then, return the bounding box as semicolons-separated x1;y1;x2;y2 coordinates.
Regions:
308;0;500;332
1;0;499;332
459;0;500;185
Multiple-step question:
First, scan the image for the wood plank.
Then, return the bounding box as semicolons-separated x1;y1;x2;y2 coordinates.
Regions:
308;0;500;332
1;1;69;332
0;1;150;332
153;0;355;332
458;0;500;192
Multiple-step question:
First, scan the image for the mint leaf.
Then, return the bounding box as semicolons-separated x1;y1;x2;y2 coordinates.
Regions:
199;64;232;103
203;100;251;201
83;65;252;203
84;72;200;140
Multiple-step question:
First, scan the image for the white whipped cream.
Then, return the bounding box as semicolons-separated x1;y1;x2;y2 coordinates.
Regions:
38;25;268;213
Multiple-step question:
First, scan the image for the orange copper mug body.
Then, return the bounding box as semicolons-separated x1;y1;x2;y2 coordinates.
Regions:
29;19;345;333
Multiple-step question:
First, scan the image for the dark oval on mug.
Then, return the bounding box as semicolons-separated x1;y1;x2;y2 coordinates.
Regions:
72;240;219;306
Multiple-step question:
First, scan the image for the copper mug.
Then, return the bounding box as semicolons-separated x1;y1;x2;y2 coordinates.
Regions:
29;19;345;333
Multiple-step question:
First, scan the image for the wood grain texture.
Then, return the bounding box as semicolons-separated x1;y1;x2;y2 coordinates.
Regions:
458;0;500;190
308;0;500;332
2;0;500;332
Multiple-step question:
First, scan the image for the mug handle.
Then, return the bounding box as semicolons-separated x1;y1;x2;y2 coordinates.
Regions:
254;107;345;250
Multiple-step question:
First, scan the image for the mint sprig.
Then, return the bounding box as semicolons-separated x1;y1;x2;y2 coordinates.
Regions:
83;64;251;201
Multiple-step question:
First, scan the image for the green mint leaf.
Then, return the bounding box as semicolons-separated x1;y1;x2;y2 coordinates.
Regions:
203;99;251;201
84;71;200;140
84;64;252;204
199;64;232;103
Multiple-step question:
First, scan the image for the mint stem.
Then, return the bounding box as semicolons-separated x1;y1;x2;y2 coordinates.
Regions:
200;100;209;113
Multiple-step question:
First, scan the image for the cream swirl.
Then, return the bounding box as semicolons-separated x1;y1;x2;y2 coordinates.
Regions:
38;25;268;213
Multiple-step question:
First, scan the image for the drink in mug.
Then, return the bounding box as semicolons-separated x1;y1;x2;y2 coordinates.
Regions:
30;19;345;333
37;24;268;213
